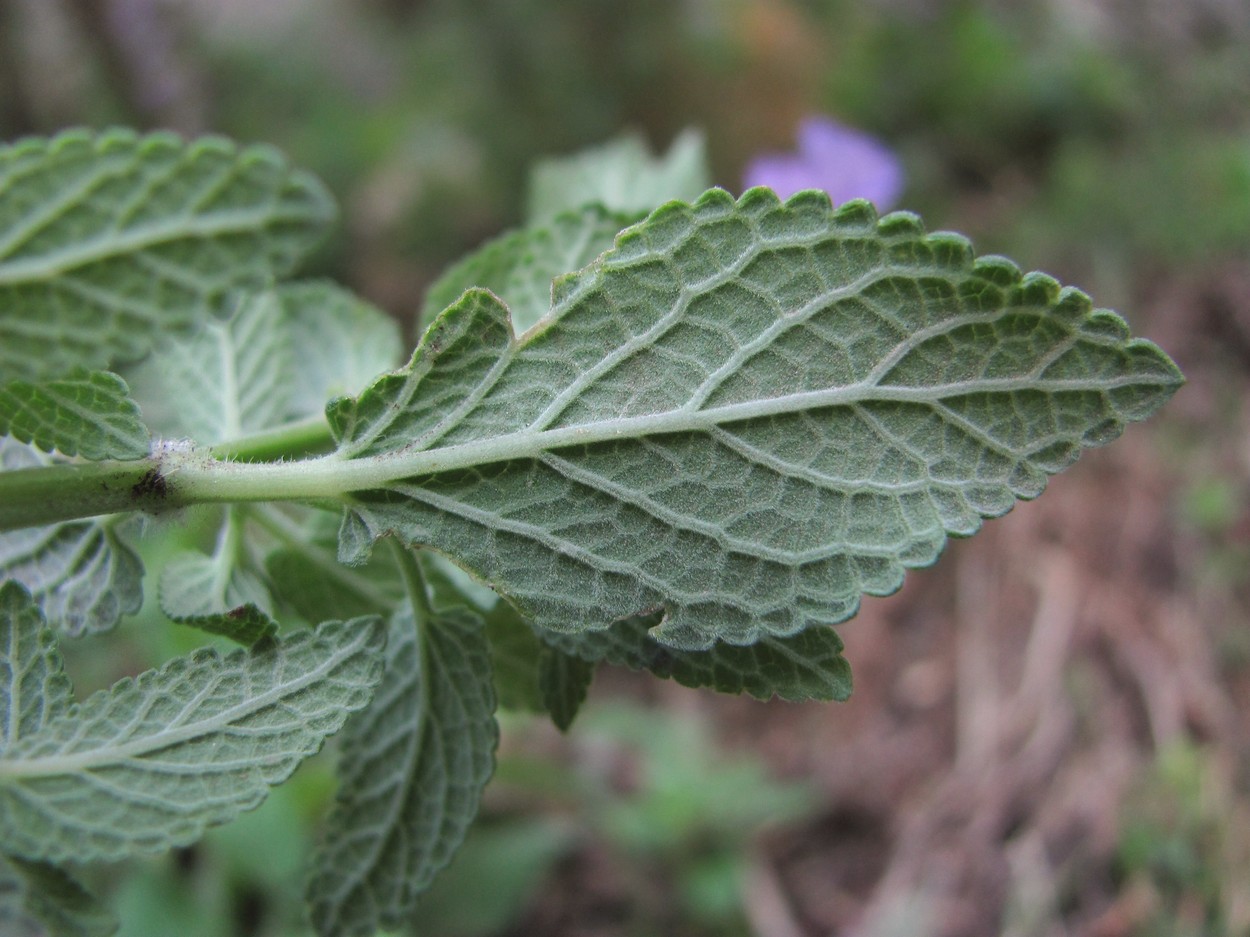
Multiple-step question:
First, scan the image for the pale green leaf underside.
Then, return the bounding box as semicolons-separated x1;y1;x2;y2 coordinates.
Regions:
307;604;497;937
0;582;73;749
0;129;334;380
0;852;117;937
540;614;852;702
421;204;635;335
127;282;399;446
158;549;277;646
0;442;142;637
526;129;710;223
0;617;385;862
333;188;1182;650
126;291;291;445
0;369;148;460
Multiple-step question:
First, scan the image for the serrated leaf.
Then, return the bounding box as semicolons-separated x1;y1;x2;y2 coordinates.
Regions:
541;614;852;702
0;852;117;937
330;189;1183;651
280;282;403;416
0;369;148;460
0;129;335;380
307;601;497;937
159;548;277;646
0;441;143;636
539;649;593;732
421;204;635;334
0;581;74;748
0;616;385;862
526;129;710;223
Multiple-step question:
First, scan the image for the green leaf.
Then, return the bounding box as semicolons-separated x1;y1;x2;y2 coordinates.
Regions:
0;581;73;748
126;291;292;445
0;129;335;380
159;546;277;646
330;189;1183;651
0;616;385;862
262;508;404;624
0;852;117;937
0;369;148;460
541;614;853;702
279;282;403;416
483;606;547;713
307;601;498;937
539;649;594;732
421;204;634;334
526;129;710;223
0;441;143;636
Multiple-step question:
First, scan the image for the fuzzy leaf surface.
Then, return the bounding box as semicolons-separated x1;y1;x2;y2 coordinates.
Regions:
526;129;710;222
0;852;117;937
0;582;73;748
331;189;1182;650
0;369;148;460
0;129;334;380
0;441;142;636
0;617;385;862
421;204;634;334
542;615;852;702
307;603;497;937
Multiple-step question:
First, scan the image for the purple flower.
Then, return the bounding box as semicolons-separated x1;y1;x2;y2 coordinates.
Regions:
744;117;904;210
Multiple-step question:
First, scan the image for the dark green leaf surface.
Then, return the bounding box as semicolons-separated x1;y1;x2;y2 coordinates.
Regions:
0;852;117;937
0;617;385;862
542;615;853;702
307;603;497;937
0;369;148;460
0;129;334;379
332;189;1182;650
539;649;594;731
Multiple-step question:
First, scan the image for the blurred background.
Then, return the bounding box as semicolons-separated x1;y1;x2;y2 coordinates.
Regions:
3;0;1249;934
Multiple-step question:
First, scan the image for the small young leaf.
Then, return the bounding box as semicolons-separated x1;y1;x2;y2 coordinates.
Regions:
539;649;594;732
331;190;1183;651
0;369;148;460
0;581;74;748
159;550;277;646
307;602;497;937
0;439;142;636
541;615;853;702
526;129;710;222
0;616;385;862
0;852;117;937
421;204;635;334
0;129;335;380
483;605;547;713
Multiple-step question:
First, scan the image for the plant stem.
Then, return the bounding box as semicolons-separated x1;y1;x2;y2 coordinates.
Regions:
0;460;157;530
209;416;336;462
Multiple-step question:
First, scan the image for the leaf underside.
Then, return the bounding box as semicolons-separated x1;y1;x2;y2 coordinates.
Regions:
332;188;1182;651
0;614;385;863
307;604;497;937
0;852;117;937
0;129;334;380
